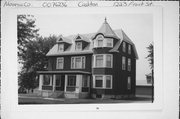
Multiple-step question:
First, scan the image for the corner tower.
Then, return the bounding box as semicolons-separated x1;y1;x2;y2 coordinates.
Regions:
91;18;120;98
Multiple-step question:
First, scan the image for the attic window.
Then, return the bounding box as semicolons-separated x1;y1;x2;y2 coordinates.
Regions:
122;42;126;52
75;42;82;51
58;44;64;52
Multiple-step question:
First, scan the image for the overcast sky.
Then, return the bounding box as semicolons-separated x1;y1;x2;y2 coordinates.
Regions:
34;14;153;81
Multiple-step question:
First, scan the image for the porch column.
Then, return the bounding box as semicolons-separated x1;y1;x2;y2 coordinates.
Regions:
64;75;68;92
39;75;43;90
53;75;56;92
76;75;82;93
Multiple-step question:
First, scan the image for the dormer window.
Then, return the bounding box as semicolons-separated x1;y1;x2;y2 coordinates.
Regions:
75;42;82;51
58;44;64;52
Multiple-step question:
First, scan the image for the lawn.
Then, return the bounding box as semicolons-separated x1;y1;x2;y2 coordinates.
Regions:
18;94;152;104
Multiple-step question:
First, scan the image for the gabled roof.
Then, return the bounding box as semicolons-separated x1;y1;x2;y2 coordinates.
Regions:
110;29;139;59
57;35;72;44
46;19;138;59
93;18;119;39
74;34;90;43
46;34;94;56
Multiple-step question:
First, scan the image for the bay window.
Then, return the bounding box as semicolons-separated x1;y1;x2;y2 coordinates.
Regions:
94;54;113;68
94;35;113;47
93;75;112;89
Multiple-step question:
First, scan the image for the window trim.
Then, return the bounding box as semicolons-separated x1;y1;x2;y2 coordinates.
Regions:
71;56;86;69
43;75;53;86
122;42;126;52
56;57;64;69
127;76;131;90
128;44;131;54
67;75;76;87
128;58;131;71
93;54;113;68
55;75;61;87
122;56;126;70
93;75;112;89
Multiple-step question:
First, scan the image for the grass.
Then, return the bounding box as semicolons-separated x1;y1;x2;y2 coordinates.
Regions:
18;94;152;104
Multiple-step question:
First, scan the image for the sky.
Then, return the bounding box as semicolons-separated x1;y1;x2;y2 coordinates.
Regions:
34;14;153;81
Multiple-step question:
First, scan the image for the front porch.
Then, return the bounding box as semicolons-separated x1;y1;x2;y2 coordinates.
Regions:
38;72;91;99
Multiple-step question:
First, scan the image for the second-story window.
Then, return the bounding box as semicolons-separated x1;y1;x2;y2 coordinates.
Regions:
58;44;64;52
122;42;126;52
56;57;64;69
75;42;82;51
94;54;113;68
106;54;112;67
128;44;131;54
122;56;126;70
71;56;85;69
95;55;103;67
128;58;131;71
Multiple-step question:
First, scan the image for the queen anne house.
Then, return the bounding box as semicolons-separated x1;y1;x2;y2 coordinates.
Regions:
37;18;138;99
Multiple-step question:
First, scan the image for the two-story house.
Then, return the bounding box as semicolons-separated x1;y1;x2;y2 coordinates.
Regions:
37;18;138;99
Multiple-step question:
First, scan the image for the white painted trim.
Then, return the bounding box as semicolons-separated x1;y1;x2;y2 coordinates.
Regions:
93;75;113;89
71;56;86;69
39;75;43;90
93;54;113;68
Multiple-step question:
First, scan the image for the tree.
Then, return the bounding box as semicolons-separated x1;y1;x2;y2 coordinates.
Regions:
146;43;154;102
17;15;39;58
146;43;154;69
17;15;57;92
18;36;57;92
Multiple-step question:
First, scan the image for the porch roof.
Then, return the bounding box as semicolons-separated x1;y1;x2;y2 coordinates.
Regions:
37;70;91;75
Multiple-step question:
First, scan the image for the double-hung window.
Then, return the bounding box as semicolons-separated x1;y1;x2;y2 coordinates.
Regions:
128;58;131;71
106;55;112;67
67;75;76;87
106;38;113;47
56;57;64;69
127;77;131;90
128;44;131;54
94;54;113;68
43;75;52;86
96;35;104;47
93;75;112;89
71;56;85;69
95;55;103;67
55;75;61;87
82;75;89;87
122;42;126;52
75;42;82;51
122;56;126;70
58;44;64;52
